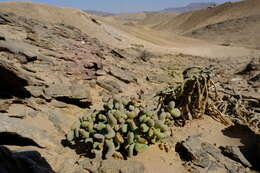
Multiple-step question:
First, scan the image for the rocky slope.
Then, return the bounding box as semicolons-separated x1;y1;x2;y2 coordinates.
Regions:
0;10;148;172
0;2;259;173
0;8;194;173
0;1;148;49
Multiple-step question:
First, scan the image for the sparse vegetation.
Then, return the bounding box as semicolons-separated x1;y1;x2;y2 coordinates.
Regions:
67;67;259;160
66;95;177;159
157;67;231;126
0;1;259;173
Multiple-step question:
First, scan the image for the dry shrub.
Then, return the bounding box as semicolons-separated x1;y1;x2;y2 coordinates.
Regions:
157;67;231;126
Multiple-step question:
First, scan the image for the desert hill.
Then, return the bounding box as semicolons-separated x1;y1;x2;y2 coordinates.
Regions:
101;1;260;58
0;1;258;58
186;14;260;49
0;1;259;173
115;0;260;49
0;1;153;49
105;11;178;28
152;0;260;34
138;12;179;27
148;0;260;49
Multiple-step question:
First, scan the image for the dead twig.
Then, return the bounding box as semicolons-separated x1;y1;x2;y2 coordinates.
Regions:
157;67;231;126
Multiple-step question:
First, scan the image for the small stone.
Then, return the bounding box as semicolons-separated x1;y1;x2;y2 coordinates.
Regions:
95;70;106;76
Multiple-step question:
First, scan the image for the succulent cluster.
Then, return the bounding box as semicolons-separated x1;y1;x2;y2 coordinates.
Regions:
159;101;182;126
66;96;175;159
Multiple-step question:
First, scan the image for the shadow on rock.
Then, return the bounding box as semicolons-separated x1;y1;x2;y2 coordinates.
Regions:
61;139;95;159
0;146;55;173
221;125;256;146
0;60;32;99
222;124;260;171
0;132;42;148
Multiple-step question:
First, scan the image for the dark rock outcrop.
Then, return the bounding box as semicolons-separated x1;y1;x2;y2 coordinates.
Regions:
0;146;54;173
176;136;249;173
0;59;45;98
221;146;252;168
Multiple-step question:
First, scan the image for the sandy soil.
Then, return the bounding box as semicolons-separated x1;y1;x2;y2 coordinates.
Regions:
0;1;259;173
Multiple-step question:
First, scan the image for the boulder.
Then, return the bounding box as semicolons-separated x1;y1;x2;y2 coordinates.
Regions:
176;136;248;173
25;86;44;98
221;146;252;168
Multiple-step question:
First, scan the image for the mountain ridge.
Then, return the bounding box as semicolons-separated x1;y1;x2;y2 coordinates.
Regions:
84;10;114;17
162;2;217;13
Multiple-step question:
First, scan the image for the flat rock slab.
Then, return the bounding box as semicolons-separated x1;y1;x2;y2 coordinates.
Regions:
108;67;137;84
0;39;40;63
0;116;57;148
79;158;145;173
99;159;145;173
43;84;92;107
7;103;37;118
44;84;91;100
97;80;123;94
45;108;78;133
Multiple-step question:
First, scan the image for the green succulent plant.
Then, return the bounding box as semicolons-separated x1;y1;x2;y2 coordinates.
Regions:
66;96;174;159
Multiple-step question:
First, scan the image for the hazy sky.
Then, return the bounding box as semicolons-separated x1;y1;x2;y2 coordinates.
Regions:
0;0;240;13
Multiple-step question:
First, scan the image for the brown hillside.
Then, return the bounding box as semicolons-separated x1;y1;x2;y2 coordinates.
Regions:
0;1;259;173
0;1;147;48
153;0;260;34
0;1;258;57
106;11;178;27
139;12;178;27
186;14;260;49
